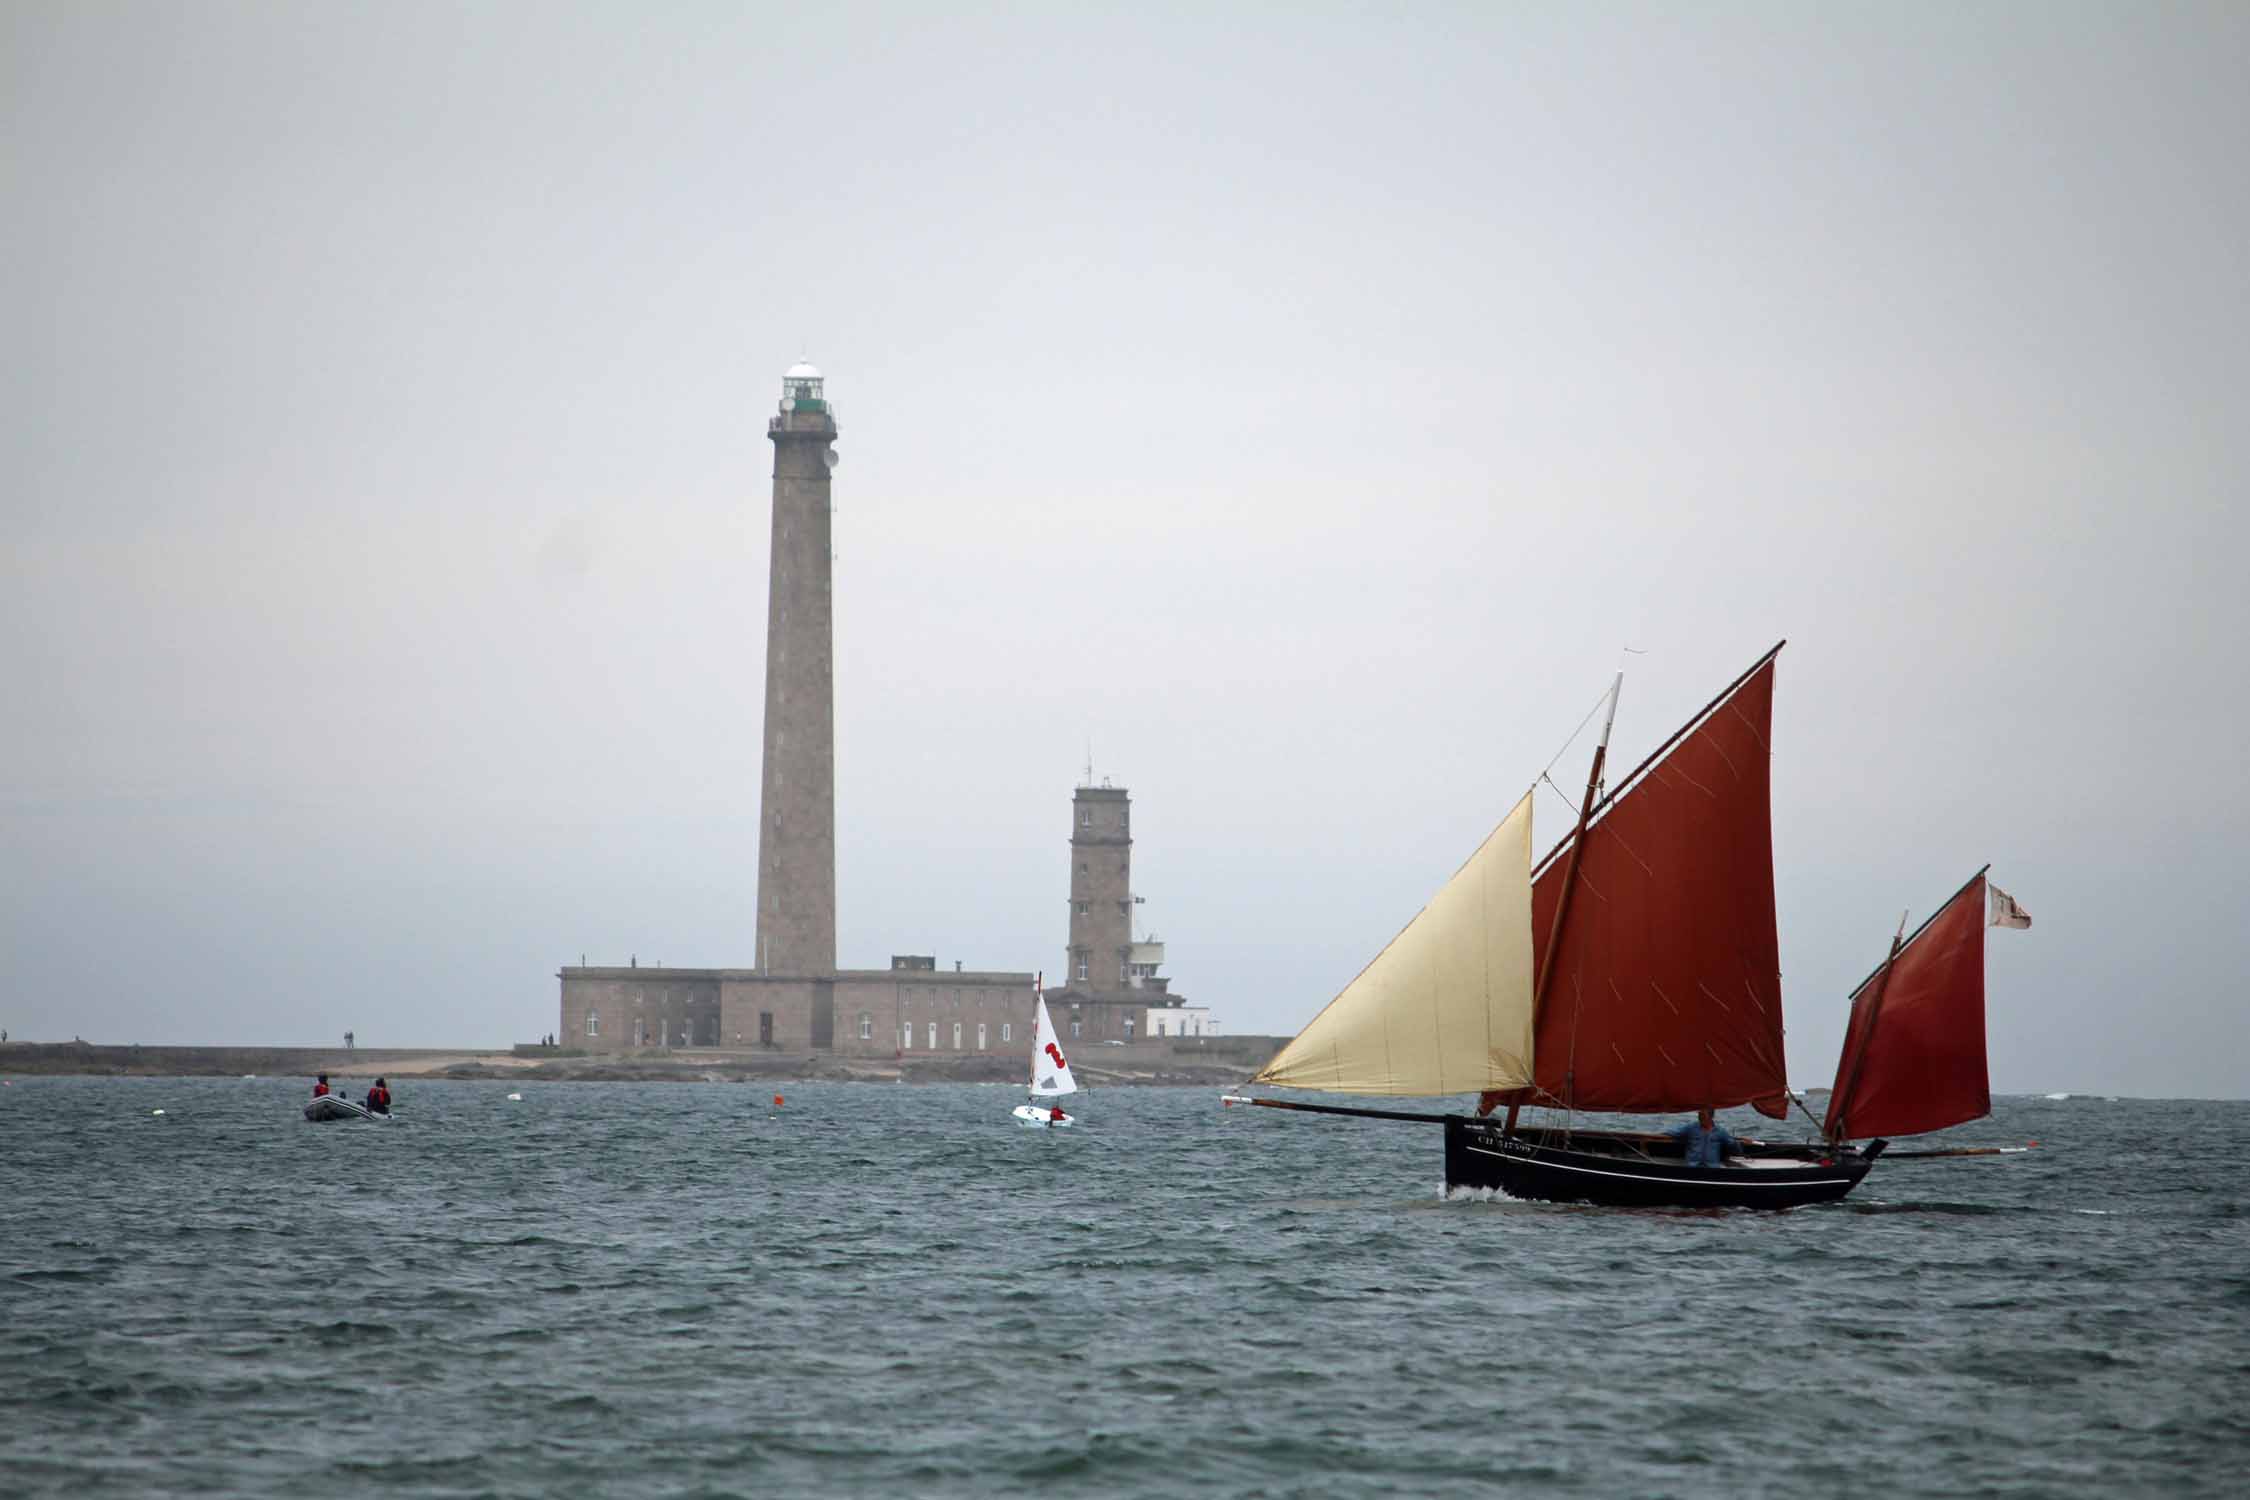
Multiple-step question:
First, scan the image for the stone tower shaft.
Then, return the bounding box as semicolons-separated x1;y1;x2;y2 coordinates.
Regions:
1066;785;1132;988
754;365;838;977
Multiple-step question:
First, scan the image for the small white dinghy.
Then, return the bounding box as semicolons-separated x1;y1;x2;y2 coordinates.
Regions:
303;1095;389;1123
1013;1102;1076;1129
1012;975;1079;1129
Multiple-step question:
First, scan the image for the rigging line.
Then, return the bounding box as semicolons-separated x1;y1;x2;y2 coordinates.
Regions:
1531;641;1784;882
1538;772;1582;820
1787;1090;1829;1139
1539;681;1622;782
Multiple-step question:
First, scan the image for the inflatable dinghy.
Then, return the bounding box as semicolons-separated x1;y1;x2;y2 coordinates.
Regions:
303;1096;389;1123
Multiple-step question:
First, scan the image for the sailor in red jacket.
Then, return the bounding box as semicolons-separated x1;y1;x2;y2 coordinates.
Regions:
365;1079;392;1114
312;1073;331;1097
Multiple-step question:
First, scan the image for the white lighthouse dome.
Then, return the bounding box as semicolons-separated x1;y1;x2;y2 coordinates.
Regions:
785;360;823;381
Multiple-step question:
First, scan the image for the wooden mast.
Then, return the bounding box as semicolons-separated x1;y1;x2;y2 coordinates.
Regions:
1828;919;1905;1146
1489;639;1788;1131
1496;670;1620;1135
1528;640;1787;883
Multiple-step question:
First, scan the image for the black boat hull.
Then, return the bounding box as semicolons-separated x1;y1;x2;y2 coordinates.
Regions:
1445;1120;1872;1209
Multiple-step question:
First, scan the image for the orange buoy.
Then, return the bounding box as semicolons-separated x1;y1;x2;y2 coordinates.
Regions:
773;1094;784;1107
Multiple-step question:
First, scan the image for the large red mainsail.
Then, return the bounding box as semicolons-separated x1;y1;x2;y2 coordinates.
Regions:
1495;648;1791;1118
1823;871;1991;1140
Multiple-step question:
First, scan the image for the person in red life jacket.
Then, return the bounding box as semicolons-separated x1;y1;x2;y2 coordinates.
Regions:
312;1073;331;1097
1049;1105;1067;1122
365;1078;392;1114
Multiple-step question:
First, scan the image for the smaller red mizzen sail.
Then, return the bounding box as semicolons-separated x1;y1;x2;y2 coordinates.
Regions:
1824;870;1992;1140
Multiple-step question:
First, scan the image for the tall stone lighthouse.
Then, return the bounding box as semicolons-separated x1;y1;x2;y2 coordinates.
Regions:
754;361;839;977
555;363;1209;1057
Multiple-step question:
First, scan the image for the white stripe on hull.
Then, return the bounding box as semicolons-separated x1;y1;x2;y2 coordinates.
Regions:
1465;1143;1856;1190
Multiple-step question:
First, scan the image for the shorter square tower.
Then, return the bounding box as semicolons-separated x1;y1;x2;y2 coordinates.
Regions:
1047;778;1197;1044
1065;783;1133;988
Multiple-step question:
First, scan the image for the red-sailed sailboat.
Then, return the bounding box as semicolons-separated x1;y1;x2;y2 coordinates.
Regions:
1228;642;2027;1209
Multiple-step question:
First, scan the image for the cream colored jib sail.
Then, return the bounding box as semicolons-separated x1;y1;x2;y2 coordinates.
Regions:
1252;793;1536;1096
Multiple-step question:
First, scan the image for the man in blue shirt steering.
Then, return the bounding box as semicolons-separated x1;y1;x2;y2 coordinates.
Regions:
1668;1105;1742;1168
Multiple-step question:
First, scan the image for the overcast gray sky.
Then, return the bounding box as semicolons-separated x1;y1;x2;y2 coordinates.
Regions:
5;2;2243;1097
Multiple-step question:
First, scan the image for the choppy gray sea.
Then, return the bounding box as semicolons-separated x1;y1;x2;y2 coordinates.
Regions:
1;1077;2244;1497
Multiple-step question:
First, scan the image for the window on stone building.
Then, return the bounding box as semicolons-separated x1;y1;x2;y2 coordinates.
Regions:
901;1023;912;1050
951;1022;962;1049
1001;1022;1013;1043
586;1011;599;1037
1078;862;1087;874
1075;901;1087;916
858;1013;871;1041
927;1022;938;1049
1076;957;1088;981
1070;1020;1082;1039
1079;808;1090;827
1124;1017;1135;1042
977;1023;987;1050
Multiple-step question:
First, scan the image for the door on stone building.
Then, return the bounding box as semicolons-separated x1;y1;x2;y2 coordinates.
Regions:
759;1011;774;1047
811;982;834;1049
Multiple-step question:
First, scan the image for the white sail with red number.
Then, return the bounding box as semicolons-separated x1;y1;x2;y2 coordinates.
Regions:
1029;981;1077;1098
1013;977;1081;1129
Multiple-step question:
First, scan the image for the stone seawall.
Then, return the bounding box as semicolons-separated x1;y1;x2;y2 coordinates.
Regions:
0;1043;529;1079
0;1037;1288;1086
